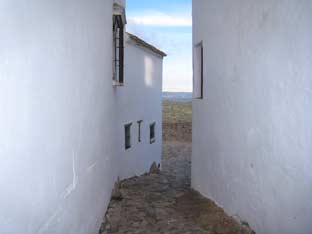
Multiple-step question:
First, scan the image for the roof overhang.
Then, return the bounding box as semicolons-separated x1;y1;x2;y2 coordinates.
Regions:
126;33;167;58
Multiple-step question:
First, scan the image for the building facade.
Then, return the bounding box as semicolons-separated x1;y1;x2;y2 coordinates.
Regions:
0;0;164;233
192;1;312;234
115;33;165;179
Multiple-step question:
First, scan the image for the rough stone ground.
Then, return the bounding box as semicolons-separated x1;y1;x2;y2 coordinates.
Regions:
99;100;254;234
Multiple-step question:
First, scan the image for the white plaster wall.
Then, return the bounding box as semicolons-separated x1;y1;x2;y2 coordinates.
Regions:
115;35;163;179
192;1;312;234
0;1;118;233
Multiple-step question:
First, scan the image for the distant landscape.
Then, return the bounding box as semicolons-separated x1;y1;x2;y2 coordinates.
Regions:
162;92;192;101
162;92;192;142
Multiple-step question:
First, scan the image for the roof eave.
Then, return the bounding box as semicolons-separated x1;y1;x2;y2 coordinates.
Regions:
126;33;167;58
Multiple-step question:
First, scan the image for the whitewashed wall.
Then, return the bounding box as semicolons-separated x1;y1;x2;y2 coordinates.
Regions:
0;1;118;233
115;34;163;179
192;1;312;234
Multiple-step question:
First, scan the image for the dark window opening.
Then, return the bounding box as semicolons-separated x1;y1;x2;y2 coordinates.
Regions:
137;120;143;142
150;122;156;144
125;123;132;150
193;42;204;99
113;15;124;85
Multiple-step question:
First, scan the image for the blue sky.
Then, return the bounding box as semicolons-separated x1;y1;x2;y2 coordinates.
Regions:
126;0;192;92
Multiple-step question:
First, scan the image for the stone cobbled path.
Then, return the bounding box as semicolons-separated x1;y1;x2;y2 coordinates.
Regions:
99;142;254;234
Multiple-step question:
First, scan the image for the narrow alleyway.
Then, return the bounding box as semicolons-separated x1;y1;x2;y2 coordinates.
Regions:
99;99;254;234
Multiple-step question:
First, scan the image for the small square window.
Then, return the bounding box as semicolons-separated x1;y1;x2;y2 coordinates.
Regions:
137;120;143;142
125;123;132;150
150;122;156;144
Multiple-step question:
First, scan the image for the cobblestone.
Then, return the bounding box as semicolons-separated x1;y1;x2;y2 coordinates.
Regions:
99;141;254;234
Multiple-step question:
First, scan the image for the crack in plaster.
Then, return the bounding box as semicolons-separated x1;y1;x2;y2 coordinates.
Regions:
61;151;77;199
87;163;97;173
37;207;63;234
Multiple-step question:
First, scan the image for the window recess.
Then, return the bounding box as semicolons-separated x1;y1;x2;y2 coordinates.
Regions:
113;14;125;85
193;42;204;99
125;123;132;150
137;120;143;142
150;122;156;144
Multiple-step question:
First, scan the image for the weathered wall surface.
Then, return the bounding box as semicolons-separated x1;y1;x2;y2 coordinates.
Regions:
192;1;312;234
114;35;163;179
0;1;118;233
